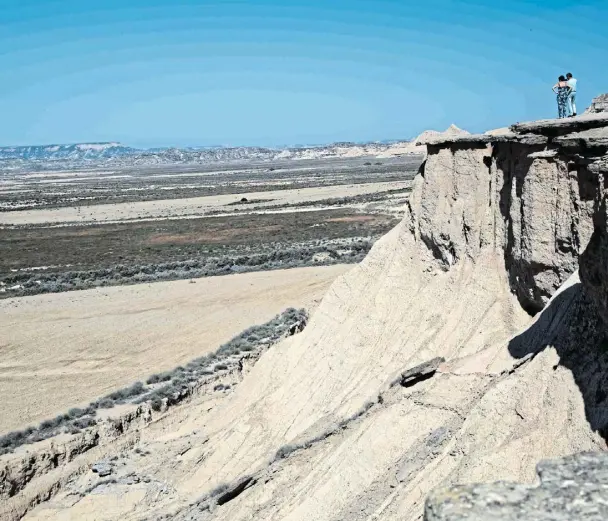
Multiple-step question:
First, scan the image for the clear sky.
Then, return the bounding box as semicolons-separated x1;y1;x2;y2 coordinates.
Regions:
1;0;607;148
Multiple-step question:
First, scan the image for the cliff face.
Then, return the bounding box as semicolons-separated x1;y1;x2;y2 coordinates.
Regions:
7;115;608;521
423;113;608;521
580;197;608;329
415;115;608;313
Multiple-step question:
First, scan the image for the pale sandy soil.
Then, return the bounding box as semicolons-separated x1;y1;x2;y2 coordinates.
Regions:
0;264;351;433
0;181;409;226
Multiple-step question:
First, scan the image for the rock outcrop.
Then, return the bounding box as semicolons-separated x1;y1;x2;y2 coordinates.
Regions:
424;452;608;520
378;125;470;157
585;93;608;114
5;115;608;521
422;116;608;518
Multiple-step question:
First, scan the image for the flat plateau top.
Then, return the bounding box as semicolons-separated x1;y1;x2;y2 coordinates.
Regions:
417;113;608;147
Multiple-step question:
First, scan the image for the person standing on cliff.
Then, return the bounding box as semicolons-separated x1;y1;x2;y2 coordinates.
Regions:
566;72;578;117
553;75;571;119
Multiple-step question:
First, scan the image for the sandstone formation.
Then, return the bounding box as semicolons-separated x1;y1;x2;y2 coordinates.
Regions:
3;114;608;521
585;93;608;114
424;452;608;520
377;124;469;157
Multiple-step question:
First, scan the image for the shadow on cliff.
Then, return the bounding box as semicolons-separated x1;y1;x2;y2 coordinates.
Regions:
496;144;601;317
508;282;608;442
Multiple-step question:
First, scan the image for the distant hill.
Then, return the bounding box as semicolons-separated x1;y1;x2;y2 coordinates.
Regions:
0;143;137;161
0;138;427;169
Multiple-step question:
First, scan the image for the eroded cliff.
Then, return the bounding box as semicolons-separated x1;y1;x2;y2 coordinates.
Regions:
416;114;608;313
4;114;608;521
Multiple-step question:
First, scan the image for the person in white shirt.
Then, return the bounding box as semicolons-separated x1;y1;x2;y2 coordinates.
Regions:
566;73;578;117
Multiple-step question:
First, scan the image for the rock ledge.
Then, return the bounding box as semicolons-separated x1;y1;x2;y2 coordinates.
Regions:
424;452;608;520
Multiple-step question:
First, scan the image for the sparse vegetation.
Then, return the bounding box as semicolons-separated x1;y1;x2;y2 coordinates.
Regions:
0;156;420;211
217;187;411;215
0;307;308;456
1;210;393;298
208;483;230;498
0;156;415;457
226;197;275;206
275;444;301;460
273;400;378;462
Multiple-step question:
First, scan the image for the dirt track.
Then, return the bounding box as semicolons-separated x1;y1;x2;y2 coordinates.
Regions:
0;264;350;433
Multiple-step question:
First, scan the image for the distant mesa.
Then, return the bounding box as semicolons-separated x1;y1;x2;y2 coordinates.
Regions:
0;142;135;161
0;137;427;166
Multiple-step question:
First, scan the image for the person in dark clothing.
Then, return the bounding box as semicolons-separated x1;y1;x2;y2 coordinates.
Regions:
552;75;572;119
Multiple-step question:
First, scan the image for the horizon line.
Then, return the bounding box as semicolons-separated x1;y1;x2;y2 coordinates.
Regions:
0;138;415;151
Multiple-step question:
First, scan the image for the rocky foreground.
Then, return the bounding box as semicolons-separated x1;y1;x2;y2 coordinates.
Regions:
2;103;608;521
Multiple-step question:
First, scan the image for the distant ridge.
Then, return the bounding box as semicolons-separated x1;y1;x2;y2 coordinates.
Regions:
0;138;426;168
0;143;136;161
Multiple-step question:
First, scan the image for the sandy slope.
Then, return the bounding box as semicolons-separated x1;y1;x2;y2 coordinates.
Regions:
19;221;603;521
0;264;350;434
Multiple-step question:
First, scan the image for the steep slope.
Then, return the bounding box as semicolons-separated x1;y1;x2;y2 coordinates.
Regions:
6;115;608;521
425;164;608;521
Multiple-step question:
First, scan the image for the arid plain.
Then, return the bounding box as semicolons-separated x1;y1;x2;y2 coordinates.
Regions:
0;155;421;434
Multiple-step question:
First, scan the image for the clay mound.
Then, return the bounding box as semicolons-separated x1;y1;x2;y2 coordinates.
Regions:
377;125;469;157
484;126;513;137
414;124;469;145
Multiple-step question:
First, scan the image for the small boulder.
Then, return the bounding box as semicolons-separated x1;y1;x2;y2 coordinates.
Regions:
91;462;113;477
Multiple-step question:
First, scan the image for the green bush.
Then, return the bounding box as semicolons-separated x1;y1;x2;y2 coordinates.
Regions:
275;444;300;460
146;372;172;384
97;398;115;409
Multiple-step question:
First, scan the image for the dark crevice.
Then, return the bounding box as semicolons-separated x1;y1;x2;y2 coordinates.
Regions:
419;233;450;269
216;477;257;506
401;370;436;388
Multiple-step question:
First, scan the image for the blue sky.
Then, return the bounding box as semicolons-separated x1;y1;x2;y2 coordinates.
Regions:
1;0;607;148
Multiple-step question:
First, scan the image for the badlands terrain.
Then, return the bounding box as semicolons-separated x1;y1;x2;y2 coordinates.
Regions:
0;265;350;433
1;145;423;434
3;109;608;521
0;156;421;298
